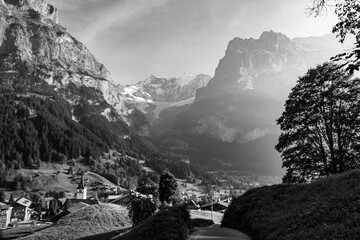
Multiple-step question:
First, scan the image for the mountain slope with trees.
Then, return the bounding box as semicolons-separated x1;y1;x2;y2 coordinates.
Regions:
0;0;211;190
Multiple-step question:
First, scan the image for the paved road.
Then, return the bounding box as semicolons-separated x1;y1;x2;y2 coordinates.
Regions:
189;225;251;240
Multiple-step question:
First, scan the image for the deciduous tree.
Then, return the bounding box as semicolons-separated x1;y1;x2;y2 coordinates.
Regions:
127;195;156;226
309;0;360;73
276;62;360;183
159;172;178;205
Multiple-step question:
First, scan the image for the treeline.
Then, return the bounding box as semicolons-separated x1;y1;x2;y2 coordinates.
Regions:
0;93;109;170
145;152;212;180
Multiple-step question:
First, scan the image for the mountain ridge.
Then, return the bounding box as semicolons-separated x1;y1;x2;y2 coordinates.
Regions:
157;30;352;175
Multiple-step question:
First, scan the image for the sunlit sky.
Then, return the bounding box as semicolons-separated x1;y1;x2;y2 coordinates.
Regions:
48;0;338;85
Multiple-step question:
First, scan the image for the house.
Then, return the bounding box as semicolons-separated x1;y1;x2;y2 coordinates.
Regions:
51;201;91;222
0;203;13;229
11;197;33;221
200;200;229;212
110;191;150;206
109;194;132;206
186;200;200;210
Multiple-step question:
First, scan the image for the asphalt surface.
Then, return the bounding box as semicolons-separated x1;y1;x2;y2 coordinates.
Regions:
189;225;252;240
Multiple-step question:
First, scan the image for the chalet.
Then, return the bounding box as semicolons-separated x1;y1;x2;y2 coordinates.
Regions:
186;200;200;210
51;201;92;222
11;197;33;221
62;198;98;209
110;191;150;206
109;194;132;207
200;200;229;212
0;203;13;229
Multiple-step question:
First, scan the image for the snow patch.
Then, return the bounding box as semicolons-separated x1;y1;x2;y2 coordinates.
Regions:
101;108;116;122
122;85;154;103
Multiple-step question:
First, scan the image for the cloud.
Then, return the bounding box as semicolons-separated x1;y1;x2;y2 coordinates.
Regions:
48;0;102;10
78;0;168;44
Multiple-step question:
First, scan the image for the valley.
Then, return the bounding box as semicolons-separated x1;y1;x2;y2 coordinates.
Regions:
1;0;360;239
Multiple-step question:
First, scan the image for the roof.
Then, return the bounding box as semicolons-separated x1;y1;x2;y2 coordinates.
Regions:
64;198;98;207
51;210;70;222
109;192;152;205
108;195;123;200
218;201;229;208
109;194;131;205
0;202;12;210
200;201;229;209
67;202;90;213
186;200;200;209
15;197;32;207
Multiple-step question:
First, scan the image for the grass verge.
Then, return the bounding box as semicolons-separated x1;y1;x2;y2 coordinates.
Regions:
221;170;360;240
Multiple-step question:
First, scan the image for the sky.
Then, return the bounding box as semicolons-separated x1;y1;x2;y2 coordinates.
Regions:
48;0;339;85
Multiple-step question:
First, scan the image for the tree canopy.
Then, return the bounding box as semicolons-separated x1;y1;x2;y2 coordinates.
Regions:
309;0;360;73
159;172;178;205
276;62;360;183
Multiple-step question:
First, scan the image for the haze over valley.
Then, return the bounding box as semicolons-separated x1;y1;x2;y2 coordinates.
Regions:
1;0;359;239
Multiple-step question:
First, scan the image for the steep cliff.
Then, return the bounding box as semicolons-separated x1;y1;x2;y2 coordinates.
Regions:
0;0;134;124
196;30;347;101
0;0;154;170
161;31;351;175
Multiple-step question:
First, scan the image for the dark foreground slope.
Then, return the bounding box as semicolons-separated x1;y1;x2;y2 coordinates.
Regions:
221;170;360;240
114;206;193;240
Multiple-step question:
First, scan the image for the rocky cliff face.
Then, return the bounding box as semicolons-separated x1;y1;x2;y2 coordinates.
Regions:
196;30;348;101
161;31;351;175
0;0;141;127
4;0;58;23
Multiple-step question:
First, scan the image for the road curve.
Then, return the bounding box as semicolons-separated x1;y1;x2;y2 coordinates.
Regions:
189;225;252;240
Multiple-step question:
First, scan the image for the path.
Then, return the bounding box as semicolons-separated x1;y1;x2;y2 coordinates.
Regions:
189;225;251;240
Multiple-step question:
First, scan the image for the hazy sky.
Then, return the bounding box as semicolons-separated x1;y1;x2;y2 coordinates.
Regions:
48;0;338;85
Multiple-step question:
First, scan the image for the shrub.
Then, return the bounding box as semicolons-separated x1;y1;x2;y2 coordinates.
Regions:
159;172;178;205
127;194;157;226
115;206;193;240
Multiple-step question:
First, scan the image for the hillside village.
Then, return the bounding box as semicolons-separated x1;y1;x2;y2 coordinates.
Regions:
3;0;360;239
0;150;275;233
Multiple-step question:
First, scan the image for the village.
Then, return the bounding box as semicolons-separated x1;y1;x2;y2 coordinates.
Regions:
0;158;271;232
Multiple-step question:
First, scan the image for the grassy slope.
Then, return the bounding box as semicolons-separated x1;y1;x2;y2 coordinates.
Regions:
18;204;131;240
1;162;121;199
221;170;360;240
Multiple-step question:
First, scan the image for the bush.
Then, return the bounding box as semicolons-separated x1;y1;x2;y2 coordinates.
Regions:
115;206;193;240
159;172;178;205
127;195;157;226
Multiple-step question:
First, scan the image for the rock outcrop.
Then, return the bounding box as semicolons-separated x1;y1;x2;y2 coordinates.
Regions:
0;0;138;125
4;0;58;23
160;31;351;175
196;30;349;101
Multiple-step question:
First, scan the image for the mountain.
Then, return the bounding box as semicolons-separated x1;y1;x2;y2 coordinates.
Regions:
0;0;156;169
0;0;137;123
124;74;211;103
158;31;352;176
0;0;213;186
123;74;211;136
